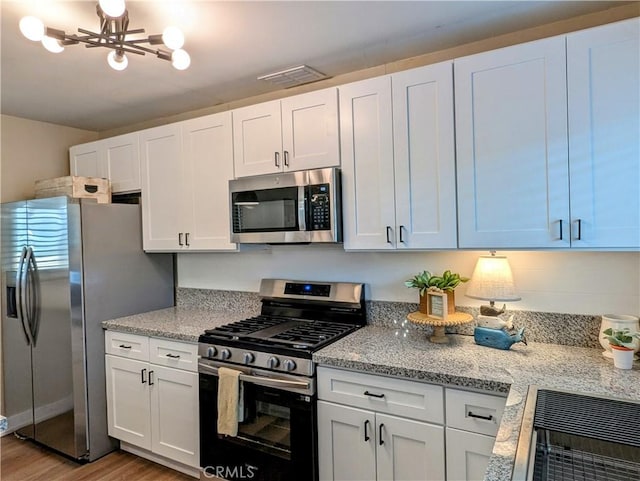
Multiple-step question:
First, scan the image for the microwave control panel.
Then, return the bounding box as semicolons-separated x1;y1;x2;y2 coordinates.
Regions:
308;184;331;231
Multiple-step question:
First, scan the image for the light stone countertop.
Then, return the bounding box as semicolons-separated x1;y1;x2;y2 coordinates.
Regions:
312;325;640;481
102;309;640;480
101;306;256;342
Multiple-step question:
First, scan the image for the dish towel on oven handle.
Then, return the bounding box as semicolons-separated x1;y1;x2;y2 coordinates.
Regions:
217;367;244;436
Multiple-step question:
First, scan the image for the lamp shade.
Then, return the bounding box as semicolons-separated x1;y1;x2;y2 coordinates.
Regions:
465;255;520;302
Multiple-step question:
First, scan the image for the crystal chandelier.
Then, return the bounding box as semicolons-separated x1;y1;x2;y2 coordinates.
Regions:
19;0;190;71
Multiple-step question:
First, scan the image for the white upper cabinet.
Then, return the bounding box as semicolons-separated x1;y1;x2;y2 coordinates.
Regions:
141;114;237;252
340;75;396;250
181;113;236;251
392;62;457;249
567;18;640;249
455;36;570;249
233;87;339;177
341;62;457;250
70;132;141;193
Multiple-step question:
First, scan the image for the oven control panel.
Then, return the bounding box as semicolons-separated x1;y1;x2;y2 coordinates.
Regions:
198;343;314;376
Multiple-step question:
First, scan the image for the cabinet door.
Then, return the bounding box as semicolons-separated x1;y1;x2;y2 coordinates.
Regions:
340;76;396;250
567;18;640;249
445;428;495;481
182;113;237;251
70;141;104;178
103;133;141;193
105;355;151;450
317;401;376;481
392;62;457;249
140;123;184;251
149;365;199;468
376;413;445;481
281;88;340;171
455;36;570;248
233;100;283;177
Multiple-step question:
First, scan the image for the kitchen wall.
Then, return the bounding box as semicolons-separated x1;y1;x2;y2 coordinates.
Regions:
0;114;99;203
177;248;640;317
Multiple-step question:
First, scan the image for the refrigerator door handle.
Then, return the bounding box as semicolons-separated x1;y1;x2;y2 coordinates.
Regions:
25;247;40;345
16;247;31;345
21;247;36;346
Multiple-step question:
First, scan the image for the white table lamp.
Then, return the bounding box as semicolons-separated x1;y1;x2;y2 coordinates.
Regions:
465;252;520;316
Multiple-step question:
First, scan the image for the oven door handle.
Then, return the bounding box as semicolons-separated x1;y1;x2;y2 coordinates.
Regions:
199;363;312;390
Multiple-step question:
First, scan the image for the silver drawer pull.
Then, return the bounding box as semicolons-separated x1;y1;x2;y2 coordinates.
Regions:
119;344;132;349
364;390;385;399
165;353;181;359
468;411;493;421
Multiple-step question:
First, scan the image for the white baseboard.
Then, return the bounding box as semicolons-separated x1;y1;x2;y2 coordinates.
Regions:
120;442;200;478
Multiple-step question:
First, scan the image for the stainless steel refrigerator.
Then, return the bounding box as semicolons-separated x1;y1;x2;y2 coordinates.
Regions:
1;196;174;461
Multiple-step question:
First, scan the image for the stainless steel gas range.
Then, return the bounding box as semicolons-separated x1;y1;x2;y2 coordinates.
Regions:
198;279;366;481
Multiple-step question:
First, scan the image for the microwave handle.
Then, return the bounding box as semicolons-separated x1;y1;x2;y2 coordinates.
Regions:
298;186;307;231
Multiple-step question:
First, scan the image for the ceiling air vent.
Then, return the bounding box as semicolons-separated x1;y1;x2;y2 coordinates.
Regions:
257;65;328;88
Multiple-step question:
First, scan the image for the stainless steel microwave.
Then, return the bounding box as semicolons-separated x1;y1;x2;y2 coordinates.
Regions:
229;167;341;244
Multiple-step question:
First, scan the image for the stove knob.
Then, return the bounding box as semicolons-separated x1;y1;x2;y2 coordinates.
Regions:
283;359;296;372
206;346;217;359
267;356;280;369
219;348;231;360
243;352;255;365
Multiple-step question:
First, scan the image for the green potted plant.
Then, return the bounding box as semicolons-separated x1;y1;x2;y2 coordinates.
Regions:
405;270;469;315
602;327;640;369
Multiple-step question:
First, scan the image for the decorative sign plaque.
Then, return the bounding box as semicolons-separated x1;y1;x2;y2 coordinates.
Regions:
427;292;448;320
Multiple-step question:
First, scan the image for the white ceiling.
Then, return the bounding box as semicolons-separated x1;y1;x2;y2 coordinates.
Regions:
0;1;631;132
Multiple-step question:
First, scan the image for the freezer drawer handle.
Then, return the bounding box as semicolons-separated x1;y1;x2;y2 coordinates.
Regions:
165;353;181;359
119;344;132;349
468;411;493;421
364;390;385;399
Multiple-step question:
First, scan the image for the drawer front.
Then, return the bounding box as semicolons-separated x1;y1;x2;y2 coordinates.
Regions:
445;388;506;436
317;366;444;424
105;331;149;361
149;338;198;372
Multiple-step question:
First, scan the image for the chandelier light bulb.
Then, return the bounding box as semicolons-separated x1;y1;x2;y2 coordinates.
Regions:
162;26;184;50
19;16;45;42
171;49;190;70
42;35;64;53
107;50;128;71
99;0;126;18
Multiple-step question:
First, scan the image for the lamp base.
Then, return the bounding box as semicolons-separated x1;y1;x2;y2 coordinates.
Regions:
479;304;506;316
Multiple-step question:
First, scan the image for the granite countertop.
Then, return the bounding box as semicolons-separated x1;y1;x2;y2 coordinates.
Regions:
313;324;640;481
101;306;255;341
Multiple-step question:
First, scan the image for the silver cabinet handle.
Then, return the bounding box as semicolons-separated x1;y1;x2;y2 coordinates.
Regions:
274;152;280;167
185;232;190;247
283;150;289;167
178;232;184;246
386;226;392;244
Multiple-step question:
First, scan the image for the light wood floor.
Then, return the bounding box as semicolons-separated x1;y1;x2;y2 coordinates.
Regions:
0;434;194;480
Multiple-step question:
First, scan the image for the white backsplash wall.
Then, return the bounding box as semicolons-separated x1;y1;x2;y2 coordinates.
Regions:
177;247;640;316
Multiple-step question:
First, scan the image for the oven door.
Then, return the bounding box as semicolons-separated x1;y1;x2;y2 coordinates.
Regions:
199;366;317;481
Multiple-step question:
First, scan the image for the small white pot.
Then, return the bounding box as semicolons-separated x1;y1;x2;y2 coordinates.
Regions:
611;345;635;370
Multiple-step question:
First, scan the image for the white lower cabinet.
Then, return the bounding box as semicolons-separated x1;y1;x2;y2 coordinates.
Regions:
317;367;445;481
317;367;507;481
105;332;199;473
